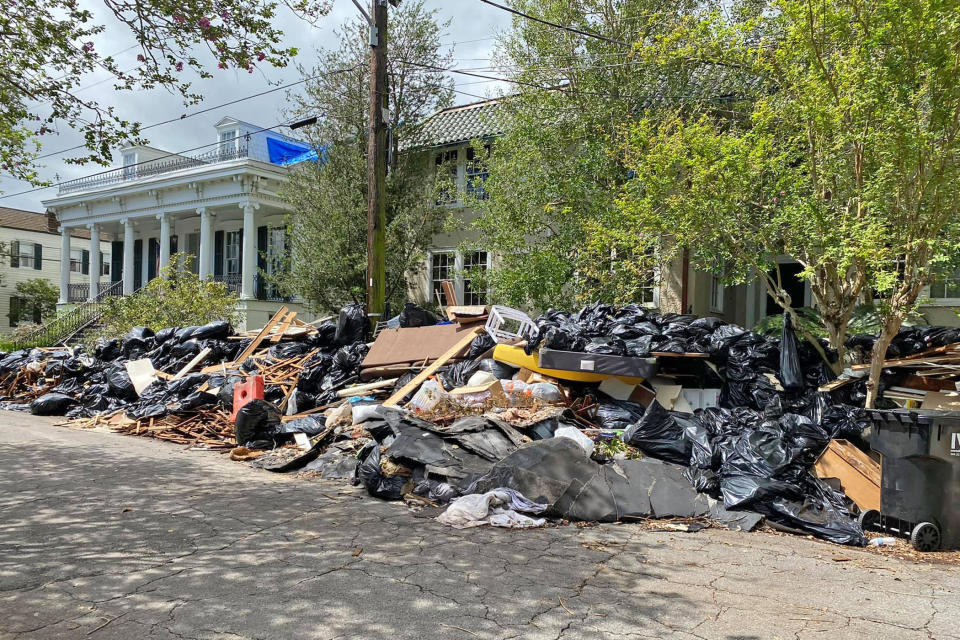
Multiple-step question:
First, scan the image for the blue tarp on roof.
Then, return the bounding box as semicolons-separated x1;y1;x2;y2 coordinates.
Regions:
266;137;315;166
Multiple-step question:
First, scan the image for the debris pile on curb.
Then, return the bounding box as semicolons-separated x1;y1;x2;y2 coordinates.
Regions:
3;300;960;548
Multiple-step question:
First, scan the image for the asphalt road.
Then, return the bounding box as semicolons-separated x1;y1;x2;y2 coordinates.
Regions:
1;412;958;640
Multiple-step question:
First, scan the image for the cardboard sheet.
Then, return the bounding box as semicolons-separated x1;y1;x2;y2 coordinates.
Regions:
124;358;158;396
362;324;480;369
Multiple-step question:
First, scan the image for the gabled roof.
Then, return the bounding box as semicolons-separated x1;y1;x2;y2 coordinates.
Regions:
0;207;97;239
407;98;506;149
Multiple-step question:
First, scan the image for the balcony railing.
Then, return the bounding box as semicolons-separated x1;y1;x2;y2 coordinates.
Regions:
66;281;125;303
213;273;242;295
57;143;251;195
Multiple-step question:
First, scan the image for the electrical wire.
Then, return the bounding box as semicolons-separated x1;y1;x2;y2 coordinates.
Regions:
476;0;629;47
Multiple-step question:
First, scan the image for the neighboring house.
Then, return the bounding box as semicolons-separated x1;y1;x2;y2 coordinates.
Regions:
0;206;112;333
407;97;960;329
41;117;318;330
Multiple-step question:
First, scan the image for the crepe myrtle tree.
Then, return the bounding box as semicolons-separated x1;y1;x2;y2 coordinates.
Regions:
0;0;331;186
616;0;960;406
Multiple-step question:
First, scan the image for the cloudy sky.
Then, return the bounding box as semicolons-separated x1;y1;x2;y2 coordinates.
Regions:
0;0;512;212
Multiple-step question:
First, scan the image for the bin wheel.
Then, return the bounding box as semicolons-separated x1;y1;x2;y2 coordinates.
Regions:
858;509;881;532
910;522;941;552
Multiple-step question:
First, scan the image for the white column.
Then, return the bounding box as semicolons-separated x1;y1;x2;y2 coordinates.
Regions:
88;224;100;301
59;227;71;304
198;207;212;281
158;213;171;274
241;203;257;300
123;219;135;295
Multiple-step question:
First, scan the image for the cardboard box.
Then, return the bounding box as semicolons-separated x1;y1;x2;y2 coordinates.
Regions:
538;348;658;379
813;439;881;511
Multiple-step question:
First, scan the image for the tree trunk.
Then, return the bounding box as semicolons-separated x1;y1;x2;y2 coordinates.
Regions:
865;313;902;409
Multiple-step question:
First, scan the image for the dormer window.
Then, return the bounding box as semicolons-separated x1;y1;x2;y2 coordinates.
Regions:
219;130;238;158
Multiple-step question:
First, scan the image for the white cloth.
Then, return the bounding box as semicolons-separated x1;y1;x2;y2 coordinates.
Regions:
437;488;548;529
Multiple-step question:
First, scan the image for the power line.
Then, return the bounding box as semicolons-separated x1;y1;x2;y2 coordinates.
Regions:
476;0;629;47
34;65;360;161
0;121;296;201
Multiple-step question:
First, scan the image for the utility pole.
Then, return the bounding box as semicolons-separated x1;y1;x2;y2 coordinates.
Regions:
365;0;388;321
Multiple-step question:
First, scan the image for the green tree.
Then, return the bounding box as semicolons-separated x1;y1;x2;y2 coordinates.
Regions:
96;253;239;337
280;0;453;313
471;0;699;310
616;0;960;405
14;278;59;322
1;0;330;185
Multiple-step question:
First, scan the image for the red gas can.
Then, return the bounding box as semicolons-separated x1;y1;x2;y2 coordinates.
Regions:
231;375;265;422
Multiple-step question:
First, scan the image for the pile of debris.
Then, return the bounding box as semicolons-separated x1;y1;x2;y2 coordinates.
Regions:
1;300;954;547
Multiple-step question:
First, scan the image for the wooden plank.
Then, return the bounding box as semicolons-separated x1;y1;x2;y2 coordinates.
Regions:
270;311;298;343
202;306;288;373
813;439;881;511
171;347;212;381
336;378;398;398
382;327;481;407
441;280;458;307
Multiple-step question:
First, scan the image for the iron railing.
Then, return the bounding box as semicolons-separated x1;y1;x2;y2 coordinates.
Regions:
57;143;251;195
14;280;125;350
66;281;125;303
213;273;242;295
255;274;291;302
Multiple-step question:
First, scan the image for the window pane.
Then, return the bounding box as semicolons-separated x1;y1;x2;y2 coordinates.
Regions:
431;252;454;305
463;251;489;305
19;243;33;268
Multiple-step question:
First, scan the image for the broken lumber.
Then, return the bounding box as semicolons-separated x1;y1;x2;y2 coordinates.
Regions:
171;347;212;381
382;327;481;407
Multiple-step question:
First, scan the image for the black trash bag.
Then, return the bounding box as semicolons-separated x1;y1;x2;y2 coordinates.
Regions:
683;467;721;497
310;322;338;348
584;336;627;355
334;303;366;345
234;399;285;449
154;327;177;344
126;326;155;340
192;320;232;341
468;332;496;359
437;360;482;390
52;377;83;395
595;400;646;431
625;335;654;357
95;338;121;361
398;302;438;328
623;401;695;465
170;339;200;359
217;375;245;407
708;324;746;355
105;366;137;400
30;392;75;416
779;312;804;392
690;317;725;331
541;326;588;353
175;326;200;343
280;415;326;435
354;443;406;500
123;337;153;360
268;341;311;360
477;358;518;380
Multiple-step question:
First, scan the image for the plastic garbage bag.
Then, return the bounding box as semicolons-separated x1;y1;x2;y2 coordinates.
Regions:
436;488;547;529
95;338;121;361
279;415;326;435
105;366;137;400
398;302;438;328
30;392;75;415
779;312;804;392
154;327;177;344
126;326;155;340
554;425;595;456
354;443;406;500
175;326;199;343
234;399;284;449
468;333;496;359
623;401;694;465
334;302;366;345
478;358;517;380
192;320;232;340
437;360;482;390
595;400;645;431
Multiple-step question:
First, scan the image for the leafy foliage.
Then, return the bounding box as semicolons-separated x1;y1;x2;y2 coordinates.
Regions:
96;254;239;338
14;278;59;323
1;0;330;184
471;0;699;310
280;0;453;313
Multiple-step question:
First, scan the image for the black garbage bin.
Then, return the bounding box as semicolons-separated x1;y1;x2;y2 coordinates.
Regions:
865;409;960;551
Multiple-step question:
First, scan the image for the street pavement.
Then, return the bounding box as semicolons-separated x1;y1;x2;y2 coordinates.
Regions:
1;412;958;640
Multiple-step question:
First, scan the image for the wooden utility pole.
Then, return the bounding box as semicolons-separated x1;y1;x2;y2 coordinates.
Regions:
366;0;388;321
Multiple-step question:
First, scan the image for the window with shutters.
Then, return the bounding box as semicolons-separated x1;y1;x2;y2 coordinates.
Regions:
186;233;200;274
16;242;35;269
8;297;41;327
101;254;111;277
70;249;83;273
225;230;242;275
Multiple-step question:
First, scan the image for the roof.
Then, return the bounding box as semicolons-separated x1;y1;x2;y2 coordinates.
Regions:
0;207;95;239
407;98;506;149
